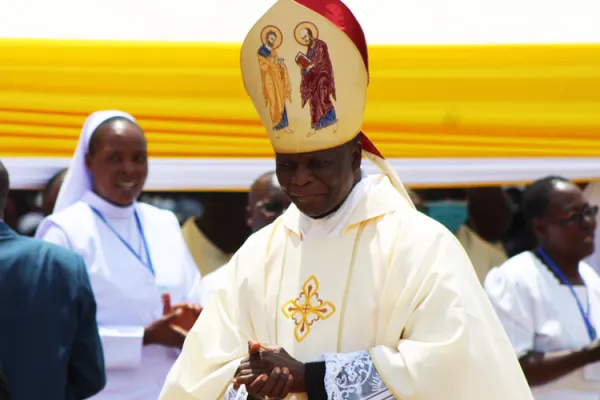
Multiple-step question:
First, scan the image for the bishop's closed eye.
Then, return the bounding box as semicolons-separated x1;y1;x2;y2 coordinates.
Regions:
308;159;332;169
276;161;295;171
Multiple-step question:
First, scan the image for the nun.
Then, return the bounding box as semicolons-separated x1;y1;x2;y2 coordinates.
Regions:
35;110;202;400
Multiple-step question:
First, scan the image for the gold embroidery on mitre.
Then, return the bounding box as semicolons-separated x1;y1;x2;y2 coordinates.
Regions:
257;25;294;139
281;275;336;342
292;20;338;138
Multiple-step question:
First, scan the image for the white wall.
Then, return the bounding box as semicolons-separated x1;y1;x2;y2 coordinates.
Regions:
0;0;598;44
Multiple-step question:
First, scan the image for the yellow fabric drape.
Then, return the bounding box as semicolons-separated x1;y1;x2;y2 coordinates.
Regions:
0;39;599;158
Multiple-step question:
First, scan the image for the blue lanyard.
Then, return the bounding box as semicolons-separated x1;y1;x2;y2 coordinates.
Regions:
89;205;155;276
537;248;596;342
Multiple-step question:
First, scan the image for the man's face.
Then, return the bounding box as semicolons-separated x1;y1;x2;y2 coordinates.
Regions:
300;29;312;46
42;176;65;216
247;175;290;232
275;142;360;218
267;33;277;48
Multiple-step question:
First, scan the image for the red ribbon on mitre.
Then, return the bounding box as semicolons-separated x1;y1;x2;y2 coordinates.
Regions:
358;132;384;158
293;0;384;160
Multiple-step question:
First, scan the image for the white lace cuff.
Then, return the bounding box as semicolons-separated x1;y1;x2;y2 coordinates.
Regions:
223;383;248;400
324;351;394;400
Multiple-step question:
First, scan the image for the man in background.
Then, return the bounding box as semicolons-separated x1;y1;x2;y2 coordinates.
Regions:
503;186;537;257
42;168;68;216
198;171;289;306
418;187;511;283
467;187;513;247
181;192;250;276
245;171;290;233
15;168;68;237
0;161;105;399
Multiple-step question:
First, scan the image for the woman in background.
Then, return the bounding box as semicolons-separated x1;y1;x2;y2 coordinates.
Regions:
36;110;202;400
485;176;600;399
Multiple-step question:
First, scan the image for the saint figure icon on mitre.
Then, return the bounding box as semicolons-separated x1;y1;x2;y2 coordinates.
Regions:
294;21;337;137
258;25;294;138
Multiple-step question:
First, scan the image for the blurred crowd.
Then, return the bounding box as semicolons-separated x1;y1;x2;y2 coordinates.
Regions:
0;179;546;263
0;177;556;281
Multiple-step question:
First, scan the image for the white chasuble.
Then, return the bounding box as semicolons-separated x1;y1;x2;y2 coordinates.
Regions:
160;175;534;400
36;191;201;400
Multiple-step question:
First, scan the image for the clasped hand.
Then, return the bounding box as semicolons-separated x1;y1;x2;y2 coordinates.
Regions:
233;341;304;400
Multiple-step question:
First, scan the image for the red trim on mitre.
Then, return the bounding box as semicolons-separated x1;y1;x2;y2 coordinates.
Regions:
359;132;384;159
293;0;369;74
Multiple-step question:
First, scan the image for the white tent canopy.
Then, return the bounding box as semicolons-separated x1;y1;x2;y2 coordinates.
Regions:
0;0;599;44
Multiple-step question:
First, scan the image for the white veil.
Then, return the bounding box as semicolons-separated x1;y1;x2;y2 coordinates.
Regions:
52;110;136;214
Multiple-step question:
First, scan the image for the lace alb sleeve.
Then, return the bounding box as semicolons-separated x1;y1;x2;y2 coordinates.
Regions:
324;351;395;400
223;384;248;400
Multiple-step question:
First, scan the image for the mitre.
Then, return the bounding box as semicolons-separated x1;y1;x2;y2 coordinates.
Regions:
240;0;414;205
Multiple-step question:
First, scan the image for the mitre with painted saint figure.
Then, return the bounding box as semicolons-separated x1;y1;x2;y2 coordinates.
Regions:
240;0;414;206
